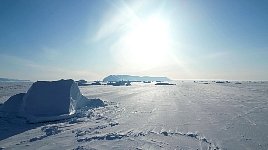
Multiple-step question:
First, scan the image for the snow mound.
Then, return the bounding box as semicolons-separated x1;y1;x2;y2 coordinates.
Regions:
1;93;25;114
1;79;105;123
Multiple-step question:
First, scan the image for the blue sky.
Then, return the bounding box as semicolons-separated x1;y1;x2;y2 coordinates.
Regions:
0;0;268;81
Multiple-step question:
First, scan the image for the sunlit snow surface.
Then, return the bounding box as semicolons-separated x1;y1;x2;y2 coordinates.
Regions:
1;81;268;150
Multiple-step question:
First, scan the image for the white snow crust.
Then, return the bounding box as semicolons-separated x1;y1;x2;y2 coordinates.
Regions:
0;81;268;150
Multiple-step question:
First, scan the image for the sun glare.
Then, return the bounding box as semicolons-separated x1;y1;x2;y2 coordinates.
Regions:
122;16;171;69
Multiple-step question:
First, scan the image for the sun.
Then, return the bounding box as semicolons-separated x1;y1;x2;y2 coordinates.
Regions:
121;15;171;69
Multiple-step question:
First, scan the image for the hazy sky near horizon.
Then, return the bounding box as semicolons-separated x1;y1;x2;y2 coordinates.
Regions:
0;0;268;81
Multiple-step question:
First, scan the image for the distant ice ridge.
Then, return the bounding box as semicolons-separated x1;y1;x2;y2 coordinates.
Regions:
0;79;105;123
0;77;30;82
103;75;170;82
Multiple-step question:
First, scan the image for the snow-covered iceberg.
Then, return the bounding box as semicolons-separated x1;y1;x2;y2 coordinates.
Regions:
1;79;104;123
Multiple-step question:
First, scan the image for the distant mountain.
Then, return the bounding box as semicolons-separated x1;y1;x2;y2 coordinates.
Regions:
103;75;170;82
0;77;30;82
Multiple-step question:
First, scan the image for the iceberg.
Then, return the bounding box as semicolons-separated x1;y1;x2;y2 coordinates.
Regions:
1;79;104;123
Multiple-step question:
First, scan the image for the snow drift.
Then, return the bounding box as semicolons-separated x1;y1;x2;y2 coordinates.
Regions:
1;79;104;123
